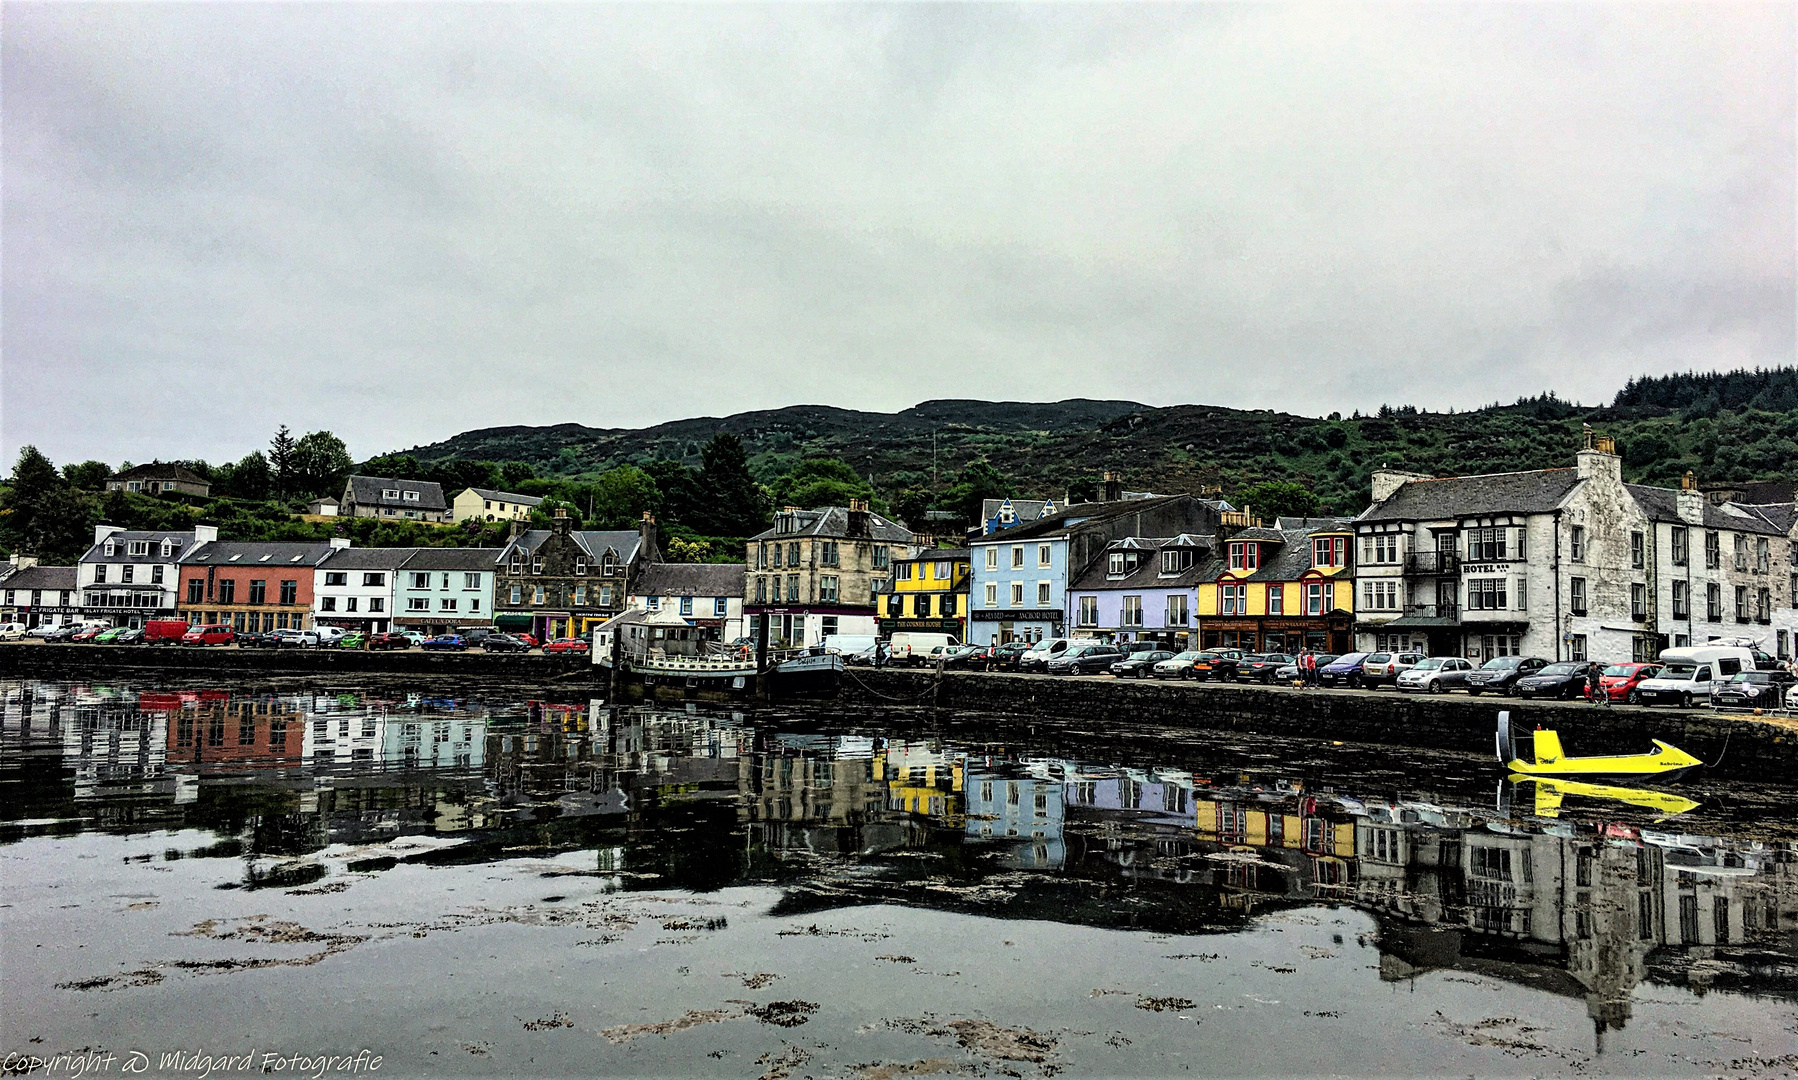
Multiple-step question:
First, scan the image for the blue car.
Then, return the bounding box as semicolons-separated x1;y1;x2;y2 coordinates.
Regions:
421;634;467;651
1316;652;1370;689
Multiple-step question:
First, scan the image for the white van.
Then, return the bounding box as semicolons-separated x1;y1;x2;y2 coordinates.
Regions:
0;622;27;641
822;634;878;656
1018;638;1072;673
1636;645;1755;708
888;632;959;666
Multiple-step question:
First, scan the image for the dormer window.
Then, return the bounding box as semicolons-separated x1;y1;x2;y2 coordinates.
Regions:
602;555;617;576
1108;553;1126;576
382;489;401;499
1312;536;1346;568
574;557;588;575
104;540;116;557
509;555;523;574
402;490;419;502
161;539;173;558
1228;542;1258;571
531;555;544;575
1161;548;1194;574
128;541;149;557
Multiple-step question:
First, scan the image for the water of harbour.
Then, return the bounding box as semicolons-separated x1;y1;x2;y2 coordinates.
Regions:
3;679;1797;1078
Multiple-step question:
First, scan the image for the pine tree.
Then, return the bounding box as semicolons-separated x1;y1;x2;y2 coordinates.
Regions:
697;433;769;536
269;425;296;496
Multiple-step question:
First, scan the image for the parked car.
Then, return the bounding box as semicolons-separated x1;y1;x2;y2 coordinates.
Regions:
235;630;281;649
542;637;590;655
1047;643;1123;675
399;630;430;647
422;634;468;651
0;622;27;641
1018;638;1072;673
1316;652;1371;688
72;624;111;643
482;633;531;653
984;641;1033;671
1111;650;1175;678
1240;653;1296;684
1711;669;1798;709
42;624;82;642
1360;651;1424;688
1152;650;1203;679
181;624;235;647
1515;661;1602;700
1275;654;1337;682
367;631;413;651
1187;651;1241;681
1635;660;1724;708
1463;656;1549;695
94;627;128;644
938;644;988;669
889;632;959;667
112;627;146;645
142;619;191;645
511;632;540;648
1395;656;1476;693
1595;662;1662;704
271;628;320;648
26;623;59;638
455;626;495;647
313;626;348;648
338;631;369;650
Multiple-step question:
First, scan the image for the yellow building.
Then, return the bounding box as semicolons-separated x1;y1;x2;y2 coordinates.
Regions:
881;546;970;640
1194;518;1356;653
452;487;543;524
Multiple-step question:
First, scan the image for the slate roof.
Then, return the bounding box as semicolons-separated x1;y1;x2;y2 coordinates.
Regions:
498;530;644;563
399;547;505;572
1248;521;1350;582
110;462;209;484
462;488;543;507
1626;485;1789;535
318;547;417;570
1068;537;1217;592
1358;469;1584;524
80;530;208;564
1;566;78;592
901;547;970;562
968;496;1197;545
344;475;448;512
982;498;1053;526
630;562;746;597
748;506;913;544
180;541;338;567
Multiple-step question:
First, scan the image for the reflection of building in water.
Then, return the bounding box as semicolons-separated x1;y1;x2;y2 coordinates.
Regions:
301;695;486;772
61;689;172;799
963;767;1065;869
1186;788;1357;906
884;740;963;823
165;691;307;773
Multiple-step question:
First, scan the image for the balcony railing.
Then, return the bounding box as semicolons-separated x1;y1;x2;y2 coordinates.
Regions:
1404;552;1459;576
1403;602;1458;620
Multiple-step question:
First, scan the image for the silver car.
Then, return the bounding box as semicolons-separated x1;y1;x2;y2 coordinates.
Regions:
1395;656;1476;693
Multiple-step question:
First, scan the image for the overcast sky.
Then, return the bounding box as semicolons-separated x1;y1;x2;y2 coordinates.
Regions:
4;3;1793;468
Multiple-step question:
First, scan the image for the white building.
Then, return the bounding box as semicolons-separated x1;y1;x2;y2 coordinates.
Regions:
628;562;747;642
313;546;406;633
78;524;218;628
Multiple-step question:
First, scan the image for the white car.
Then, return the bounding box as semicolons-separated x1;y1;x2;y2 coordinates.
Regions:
313;626;347;646
1018;638;1072;673
1635;659;1717;708
1395;656;1476;693
272;628;321;648
1152;650;1203;679
0;622;28;641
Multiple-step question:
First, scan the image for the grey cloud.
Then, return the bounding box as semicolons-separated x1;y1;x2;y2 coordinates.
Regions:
2;2;1791;466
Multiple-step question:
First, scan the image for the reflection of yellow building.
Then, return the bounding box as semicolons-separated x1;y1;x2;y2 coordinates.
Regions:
1196;800;1355;856
883;742;965;823
883;548;970;638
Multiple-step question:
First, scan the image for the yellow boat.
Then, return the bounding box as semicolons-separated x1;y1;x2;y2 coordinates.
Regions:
1496;711;1701;778
1507;774;1700;819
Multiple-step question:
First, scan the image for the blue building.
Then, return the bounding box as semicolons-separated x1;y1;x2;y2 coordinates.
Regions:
965;492;1231;645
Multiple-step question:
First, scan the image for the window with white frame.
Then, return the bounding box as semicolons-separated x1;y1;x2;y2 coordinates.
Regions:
1121;595;1143;625
820;576;838;603
985;582;998;607
128;541;149;557
680;596;693;616
363;573;385;587
1161;548;1193;574
1228;542;1258;571
1570;525;1586;562
531;555;544;575
1038;545;1051;568
896;562;913;581
1166;594;1188;626
1672;580;1689;618
509;585;522;604
533;585;545;605
1469;577;1508;611
1566;577;1584;614
1219;583;1245;615
1011;546;1024;569
1311;536;1345;567
1363;580;1398;610
1631;583;1646;618
1010;582;1024;607
984;547;998;570
1077;596;1098;626
714;597;727;617
409;597;430;611
412;572;429;589
1108;553;1126;576
572;585;585;606
1266;586;1283;615
1304;582;1332;615
1037;581;1051;606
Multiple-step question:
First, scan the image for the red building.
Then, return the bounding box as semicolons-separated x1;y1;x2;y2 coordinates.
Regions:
176;540;341;632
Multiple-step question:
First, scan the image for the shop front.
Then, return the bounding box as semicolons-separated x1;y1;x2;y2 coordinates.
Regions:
1200;609;1353;654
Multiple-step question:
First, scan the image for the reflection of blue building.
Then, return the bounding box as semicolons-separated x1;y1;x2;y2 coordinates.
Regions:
1063;770;1193;825
383;716;485;769
964;769;1065;869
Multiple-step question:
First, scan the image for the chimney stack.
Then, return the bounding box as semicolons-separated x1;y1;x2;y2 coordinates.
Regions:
551;506;573;537
1677;471;1706;524
639;511;660;561
846;498;870;538
1102;471;1123;502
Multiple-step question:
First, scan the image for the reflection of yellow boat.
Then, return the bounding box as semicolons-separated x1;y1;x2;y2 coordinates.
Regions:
1497;712;1701;778
1507;774;1700;819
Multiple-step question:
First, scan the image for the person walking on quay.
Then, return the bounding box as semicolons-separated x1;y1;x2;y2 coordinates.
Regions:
1587;661;1607;705
1300;650;1316;688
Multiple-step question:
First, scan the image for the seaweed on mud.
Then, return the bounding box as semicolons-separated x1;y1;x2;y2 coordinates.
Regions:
741;1000;819;1028
599;1009;738;1044
519;1011;573;1031
946;1020;1058;1064
1134;997;1195;1012
755;1044;812;1080
853;1059;970;1079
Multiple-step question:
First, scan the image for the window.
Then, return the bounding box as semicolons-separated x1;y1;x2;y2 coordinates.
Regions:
528;585;543;604
887;594;904;618
94;565;107;584
1631;583;1646;618
324;572;347;586
320;596;336;612
103;540;115;557
151;565;164;584
1108;553;1125;576
574;557;588;575
770;544;782;569
755;577;767;603
1570;634;1588;661
510;585;523;604
1757;538;1770;572
1038;545;1051;568
382;488;401;499
821;541;839;567
1037;582;1051;606
984;547;998;571
714;597;727;617
370;598;385;612
218;579;236;604
531;556;544;575
1705;531;1721;570
1167;594;1188;626
409;597;430;612
1011;582;1024;607
1219;583;1245;615
249;580;266;605
463;573;480;590
1758;587;1771;621
1265;586;1282;616
187;580;204;604
402;490;419;502
509;555;522;575
1011;546;1025;569
1121;596;1143;626
345;597;358;612
1567;577;1585;615
1471;578;1511;611
128;540;148;557
1672;580;1689;618
1780;630;1790;660
441;598;457;612
1736;585;1749;621
1312;536;1345;567
985;583;998;607
756;544;768;570
820;576;838;603
1569;525;1585;562
896;562;913;581
1367;534;1399;564
914;593;932;618
121;565;134;584
1228;542;1259;571
786;576;799;603
1469;527;1509;562
1631;531;1645;569
573;585;586;606
408;572;428;589
1707;583;1722;621
787;542;800;566
1161;548;1193;574
1362;580;1398;610
1671;526;1688;566
873;547;889;570
1735;535;1749;571
646;594;661;610
933;561;952;581
1304;583;1330;615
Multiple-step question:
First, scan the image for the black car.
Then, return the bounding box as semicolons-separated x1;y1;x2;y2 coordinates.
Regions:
1515;661;1601;700
937;644;988;670
984;641;1032;672
1187;651;1241;682
235;631;282;649
1046;643;1123;675
1710;670;1797;709
1464;656;1550;695
1239;653;1297;684
1111;650;1175;678
42;624;80;642
482;633;532;653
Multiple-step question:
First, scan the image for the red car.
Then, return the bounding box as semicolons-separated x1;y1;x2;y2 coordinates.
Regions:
542;637;590;655
513;633;540;648
71;624;109;643
1594;662;1663;704
181;624;236;646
